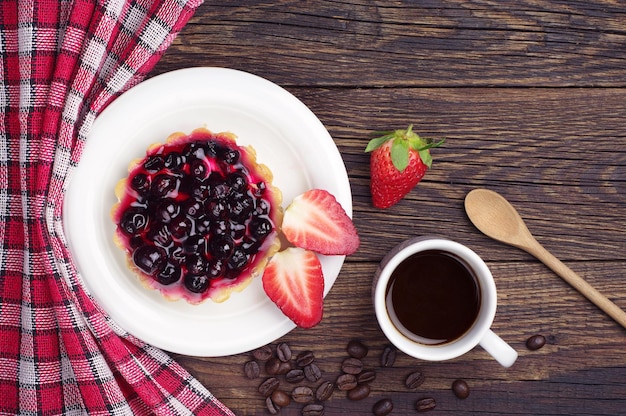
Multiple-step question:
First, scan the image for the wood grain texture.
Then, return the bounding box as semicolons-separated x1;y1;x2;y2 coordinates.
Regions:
156;0;626;87
151;1;626;414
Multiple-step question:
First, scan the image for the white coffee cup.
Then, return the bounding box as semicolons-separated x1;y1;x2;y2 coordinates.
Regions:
373;236;518;368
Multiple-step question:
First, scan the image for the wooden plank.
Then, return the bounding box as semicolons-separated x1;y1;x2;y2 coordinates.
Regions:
289;87;626;263
173;261;626;415
154;0;626;87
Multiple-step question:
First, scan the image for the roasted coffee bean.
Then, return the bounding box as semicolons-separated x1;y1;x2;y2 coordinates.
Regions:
346;339;368;359
291;386;314;404
296;350;315;367
315;381;334;401
277;360;293;375
452;379;470;399
526;334;546;351
341;357;363;375
243;360;260;379
357;370;376;384
276;342;292;362
258;377;280;397
302;403;325;416
265;397;279;415
252;345;272;361
347;383;370;401
304;363;322;382
336;373;357;391
265;357;281;375
405;371;425;389
380;345;397;367
286;368;305;383
372;398;393;416
271;389;291;407
416;397;437;413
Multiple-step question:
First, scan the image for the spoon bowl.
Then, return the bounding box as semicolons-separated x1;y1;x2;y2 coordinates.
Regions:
464;189;536;251
464;188;626;330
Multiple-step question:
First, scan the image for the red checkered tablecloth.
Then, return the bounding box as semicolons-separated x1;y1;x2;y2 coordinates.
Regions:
0;1;234;414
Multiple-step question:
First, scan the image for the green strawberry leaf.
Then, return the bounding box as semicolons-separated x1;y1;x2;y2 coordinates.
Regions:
419;148;433;168
408;136;444;151
364;133;394;152
414;138;444;167
408;135;426;150
390;138;410;172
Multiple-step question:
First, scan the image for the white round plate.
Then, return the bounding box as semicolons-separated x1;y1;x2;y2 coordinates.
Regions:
64;67;352;357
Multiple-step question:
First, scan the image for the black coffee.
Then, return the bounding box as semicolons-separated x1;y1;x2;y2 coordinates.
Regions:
386;250;480;344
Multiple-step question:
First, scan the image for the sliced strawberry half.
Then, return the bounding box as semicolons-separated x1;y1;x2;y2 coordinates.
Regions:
262;247;324;328
281;189;360;256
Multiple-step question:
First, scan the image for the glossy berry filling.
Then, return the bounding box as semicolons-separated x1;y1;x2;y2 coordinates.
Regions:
113;129;282;304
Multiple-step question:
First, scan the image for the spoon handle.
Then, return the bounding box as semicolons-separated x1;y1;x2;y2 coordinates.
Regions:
523;239;626;329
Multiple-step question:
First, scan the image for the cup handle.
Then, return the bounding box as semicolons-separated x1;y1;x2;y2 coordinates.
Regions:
479;329;518;368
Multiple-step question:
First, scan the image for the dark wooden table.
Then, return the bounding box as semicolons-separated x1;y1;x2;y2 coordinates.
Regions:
150;1;626;414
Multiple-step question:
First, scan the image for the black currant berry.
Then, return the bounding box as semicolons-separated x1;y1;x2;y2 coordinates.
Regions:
133;245;166;276
249;217;272;239
120;208;149;235
184;273;210;293
210;235;235;260
156;262;182;285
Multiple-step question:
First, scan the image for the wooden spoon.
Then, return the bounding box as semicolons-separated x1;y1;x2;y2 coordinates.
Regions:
464;188;626;329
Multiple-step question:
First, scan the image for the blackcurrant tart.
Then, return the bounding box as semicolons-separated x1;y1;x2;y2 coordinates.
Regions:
112;128;283;304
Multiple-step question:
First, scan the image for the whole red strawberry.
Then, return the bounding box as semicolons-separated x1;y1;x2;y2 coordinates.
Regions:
366;125;443;209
